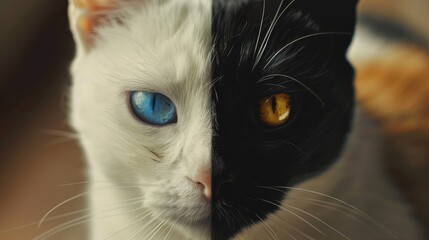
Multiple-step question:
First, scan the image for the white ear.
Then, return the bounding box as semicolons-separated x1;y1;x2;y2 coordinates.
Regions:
68;0;140;54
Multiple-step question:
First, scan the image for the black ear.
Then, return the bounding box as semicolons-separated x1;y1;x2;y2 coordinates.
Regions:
295;0;359;50
296;0;359;31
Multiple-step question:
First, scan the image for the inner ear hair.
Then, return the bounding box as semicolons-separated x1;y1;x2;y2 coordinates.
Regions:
68;0;138;52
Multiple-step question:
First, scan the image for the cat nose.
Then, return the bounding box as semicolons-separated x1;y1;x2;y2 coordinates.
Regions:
190;172;211;201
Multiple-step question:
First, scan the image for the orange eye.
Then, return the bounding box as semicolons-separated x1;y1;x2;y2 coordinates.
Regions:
259;93;291;127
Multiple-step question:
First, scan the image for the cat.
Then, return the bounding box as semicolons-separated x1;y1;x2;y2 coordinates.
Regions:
65;0;424;239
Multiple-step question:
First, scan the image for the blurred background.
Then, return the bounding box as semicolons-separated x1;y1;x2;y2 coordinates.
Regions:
0;0;428;239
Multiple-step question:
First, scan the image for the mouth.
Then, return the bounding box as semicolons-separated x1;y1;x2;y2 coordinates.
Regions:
212;190;284;239
148;203;211;227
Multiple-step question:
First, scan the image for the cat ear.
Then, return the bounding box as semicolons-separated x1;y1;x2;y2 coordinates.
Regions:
296;0;359;51
297;0;359;32
68;0;139;53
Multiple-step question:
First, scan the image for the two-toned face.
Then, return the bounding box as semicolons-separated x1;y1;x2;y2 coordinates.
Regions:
70;0;357;239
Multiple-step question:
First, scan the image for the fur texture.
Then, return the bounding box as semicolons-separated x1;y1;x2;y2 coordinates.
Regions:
68;0;424;239
211;0;356;238
70;0;212;239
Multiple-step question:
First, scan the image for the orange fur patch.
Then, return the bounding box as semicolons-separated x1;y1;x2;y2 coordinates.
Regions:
356;46;429;135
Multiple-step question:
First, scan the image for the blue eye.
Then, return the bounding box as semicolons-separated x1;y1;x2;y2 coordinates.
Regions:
130;91;177;126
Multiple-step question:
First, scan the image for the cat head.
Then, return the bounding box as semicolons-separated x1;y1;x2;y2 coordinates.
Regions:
68;0;358;239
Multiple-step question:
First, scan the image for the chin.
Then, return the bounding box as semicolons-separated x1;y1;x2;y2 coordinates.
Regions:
175;218;211;239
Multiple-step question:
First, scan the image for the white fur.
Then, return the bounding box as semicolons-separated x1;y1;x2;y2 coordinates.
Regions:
70;0;212;239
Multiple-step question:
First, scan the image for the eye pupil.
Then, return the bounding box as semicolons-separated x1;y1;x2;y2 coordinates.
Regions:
152;94;157;111
130;91;177;126
271;96;277;114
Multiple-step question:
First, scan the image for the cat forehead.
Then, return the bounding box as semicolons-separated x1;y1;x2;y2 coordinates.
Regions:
87;0;212;86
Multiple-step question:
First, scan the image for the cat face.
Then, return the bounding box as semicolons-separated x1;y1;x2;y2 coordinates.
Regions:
69;0;357;239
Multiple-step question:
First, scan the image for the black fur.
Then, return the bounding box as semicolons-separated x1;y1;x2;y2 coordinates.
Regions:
211;0;358;239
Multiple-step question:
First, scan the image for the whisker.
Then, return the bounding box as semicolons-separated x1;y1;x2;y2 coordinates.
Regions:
284;202;351;240
249;197;326;236
38;129;79;146
236;205;254;227
257;186;365;218
57;181;160;187
218;202;232;229
254;0;296;70
126;213;158;240
0;209;86;234
133;208;181;240
264;32;352;69
38;185;145;228
263;83;289;89
46;137;77;146
288;197;379;235
163;217;179;240
225;208;241;227
0;196;144;234
254;214;281;240
258;74;325;106
282;141;312;159
146;219;168;240
254;0;266;56
290;197;365;218
38;192;90;229
274;222;298;240
206;76;222;90
271;213;315;240
34;215;90;240
254;0;284;70
236;205;274;240
261;185;393;235
38;129;79;139
34;206;144;240
104;211;152;240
